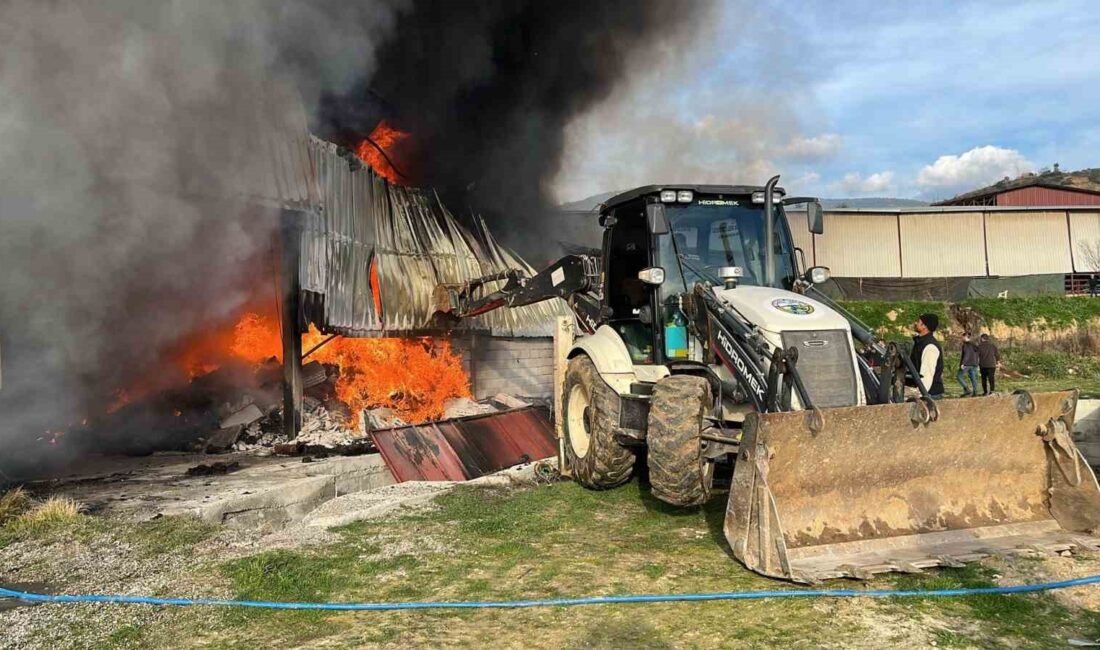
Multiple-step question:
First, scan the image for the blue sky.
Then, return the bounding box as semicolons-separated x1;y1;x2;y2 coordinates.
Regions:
554;0;1100;202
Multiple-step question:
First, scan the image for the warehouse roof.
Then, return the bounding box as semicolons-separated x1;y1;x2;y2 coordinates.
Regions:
933;168;1100;206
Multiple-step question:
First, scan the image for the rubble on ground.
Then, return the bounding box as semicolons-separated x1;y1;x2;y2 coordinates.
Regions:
69;348;543;462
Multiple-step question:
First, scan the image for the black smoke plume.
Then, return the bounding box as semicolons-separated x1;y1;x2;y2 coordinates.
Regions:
318;1;713;258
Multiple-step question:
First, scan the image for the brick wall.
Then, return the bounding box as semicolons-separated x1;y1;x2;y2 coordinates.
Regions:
449;335;555;399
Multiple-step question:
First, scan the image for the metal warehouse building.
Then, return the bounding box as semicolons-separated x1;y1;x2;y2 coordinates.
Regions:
934;168;1100;207
789;206;1100;299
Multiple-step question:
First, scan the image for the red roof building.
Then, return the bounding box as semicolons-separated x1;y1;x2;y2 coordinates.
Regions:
934;168;1100;207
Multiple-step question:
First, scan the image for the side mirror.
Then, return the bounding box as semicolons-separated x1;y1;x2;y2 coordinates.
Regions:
805;266;830;284
646;203;670;235
638;267;665;285
807;201;824;235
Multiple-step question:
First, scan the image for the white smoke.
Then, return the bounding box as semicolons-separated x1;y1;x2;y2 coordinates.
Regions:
551;3;840;203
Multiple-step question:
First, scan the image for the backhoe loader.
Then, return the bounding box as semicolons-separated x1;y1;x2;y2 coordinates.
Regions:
434;177;1100;582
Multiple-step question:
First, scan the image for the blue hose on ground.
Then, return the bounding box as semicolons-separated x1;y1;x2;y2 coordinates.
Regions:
3;574;1100;611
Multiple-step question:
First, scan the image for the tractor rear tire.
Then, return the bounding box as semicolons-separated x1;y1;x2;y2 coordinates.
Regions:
647;375;714;507
562;354;635;489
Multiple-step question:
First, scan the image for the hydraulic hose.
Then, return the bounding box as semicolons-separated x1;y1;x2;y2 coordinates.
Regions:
3;574;1100;611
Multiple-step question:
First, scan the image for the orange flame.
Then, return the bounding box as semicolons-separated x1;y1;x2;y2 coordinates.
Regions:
355;120;409;184
171;310;469;427
305;331;470;425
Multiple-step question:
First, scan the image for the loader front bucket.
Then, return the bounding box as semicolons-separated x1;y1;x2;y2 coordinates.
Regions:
725;391;1100;582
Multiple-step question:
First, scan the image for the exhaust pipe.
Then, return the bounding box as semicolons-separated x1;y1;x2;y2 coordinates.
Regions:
763;175;780;287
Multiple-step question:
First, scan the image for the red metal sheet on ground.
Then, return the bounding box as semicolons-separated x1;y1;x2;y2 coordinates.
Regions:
371;407;556;482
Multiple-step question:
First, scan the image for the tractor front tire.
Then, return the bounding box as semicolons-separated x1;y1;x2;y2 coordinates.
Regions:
562;354;635;489
647;375;714;507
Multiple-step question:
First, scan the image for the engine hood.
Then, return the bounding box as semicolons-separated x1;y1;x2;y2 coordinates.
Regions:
712;285;850;333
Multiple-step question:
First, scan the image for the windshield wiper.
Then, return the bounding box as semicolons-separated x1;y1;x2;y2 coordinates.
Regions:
678;256;721;286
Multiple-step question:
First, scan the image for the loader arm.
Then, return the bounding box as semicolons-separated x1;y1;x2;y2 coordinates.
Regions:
433;254;604;334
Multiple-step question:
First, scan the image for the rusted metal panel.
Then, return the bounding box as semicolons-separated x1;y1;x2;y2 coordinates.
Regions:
371;407;556;482
373;424;470;482
725;391;1100;582
998;186;1100;207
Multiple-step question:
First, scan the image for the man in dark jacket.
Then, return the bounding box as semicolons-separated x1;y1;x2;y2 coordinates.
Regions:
909;313;944;399
978;333;1001;395
957;332;980;396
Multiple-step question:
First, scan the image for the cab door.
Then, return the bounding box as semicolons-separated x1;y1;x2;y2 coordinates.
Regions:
601;200;659;364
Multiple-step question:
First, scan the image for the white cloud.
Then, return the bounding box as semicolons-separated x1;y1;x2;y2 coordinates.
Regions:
916;145;1033;194
780;133;842;161
798;171;820;184
833;171;894;195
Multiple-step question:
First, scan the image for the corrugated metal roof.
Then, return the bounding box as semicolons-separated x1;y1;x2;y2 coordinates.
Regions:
997;186;1100;207
302;137;567;337
371;407;557;482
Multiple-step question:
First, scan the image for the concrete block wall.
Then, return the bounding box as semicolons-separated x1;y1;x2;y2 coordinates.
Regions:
449;335;556;399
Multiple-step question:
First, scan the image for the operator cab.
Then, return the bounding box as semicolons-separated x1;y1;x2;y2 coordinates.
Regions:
598;184;804;365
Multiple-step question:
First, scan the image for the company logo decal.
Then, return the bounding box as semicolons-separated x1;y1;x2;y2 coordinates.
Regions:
771;298;815;315
713;327;766;402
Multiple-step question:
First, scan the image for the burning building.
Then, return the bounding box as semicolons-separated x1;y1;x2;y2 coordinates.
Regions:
0;0;712;480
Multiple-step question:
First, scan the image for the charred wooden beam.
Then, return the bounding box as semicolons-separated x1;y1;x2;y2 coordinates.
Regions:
280;209;305;440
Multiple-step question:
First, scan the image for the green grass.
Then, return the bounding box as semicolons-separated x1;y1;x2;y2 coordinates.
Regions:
130;515;220;556
882;563;1100;648
965;296;1100;329
839;299;948;342
125;481;1098;648
838;296;1100;339
96;625;145;650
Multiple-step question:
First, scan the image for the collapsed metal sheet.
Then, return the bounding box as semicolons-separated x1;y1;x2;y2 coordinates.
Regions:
302;138;567;337
371;407;557;482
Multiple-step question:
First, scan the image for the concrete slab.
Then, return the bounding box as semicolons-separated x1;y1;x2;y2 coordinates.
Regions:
29;452;394;531
300;457;556;529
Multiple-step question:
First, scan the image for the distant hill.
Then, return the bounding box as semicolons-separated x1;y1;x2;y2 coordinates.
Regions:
817;197;929;209
558;191;928;213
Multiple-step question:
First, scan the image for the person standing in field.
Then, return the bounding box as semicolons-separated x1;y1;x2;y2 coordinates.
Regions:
957;332;980;396
978;333;1001;395
908;313;944;399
